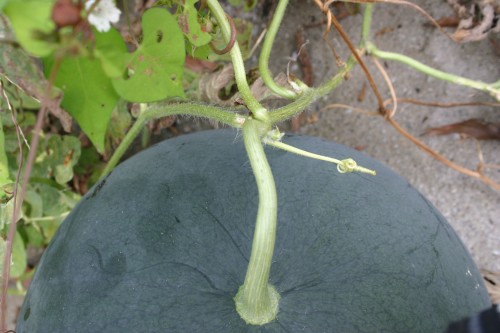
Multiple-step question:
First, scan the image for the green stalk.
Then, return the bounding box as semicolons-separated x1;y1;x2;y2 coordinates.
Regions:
259;0;297;99
101;102;244;177
234;118;280;325
0;115;10;182
207;0;268;120
361;4;374;44
206;1;280;324
269;56;358;124
367;44;500;100
102;113;147;177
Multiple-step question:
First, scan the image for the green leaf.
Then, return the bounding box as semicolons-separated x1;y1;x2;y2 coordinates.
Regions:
2;111;35;154
36;183;76;217
178;0;211;47
112;8;186;102
38;217;62;241
0;183;14;205
0;115;11;179
9;229;26;278
45;56;119;152
20;225;45;248
186;41;211;60
24;189;43;218
0;78;40;110
32;134;81;184
35;183;73;240
93;28;129;78
21;183;80;245
2;0;56;56
0;16;70;131
0;115;13;205
0;192;15;230
0;20;45;98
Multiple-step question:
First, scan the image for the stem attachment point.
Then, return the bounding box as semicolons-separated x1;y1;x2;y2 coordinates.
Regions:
234;283;280;325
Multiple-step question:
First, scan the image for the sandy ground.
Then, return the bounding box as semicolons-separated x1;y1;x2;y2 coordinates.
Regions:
262;0;500;272
6;0;500;329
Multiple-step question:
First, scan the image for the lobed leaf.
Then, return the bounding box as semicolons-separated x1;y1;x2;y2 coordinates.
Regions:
112;8;186;102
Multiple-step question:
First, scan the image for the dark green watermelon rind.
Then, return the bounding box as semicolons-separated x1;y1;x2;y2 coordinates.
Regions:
17;130;490;332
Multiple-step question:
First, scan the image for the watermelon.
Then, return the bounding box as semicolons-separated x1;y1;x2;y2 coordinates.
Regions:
17;130;490;332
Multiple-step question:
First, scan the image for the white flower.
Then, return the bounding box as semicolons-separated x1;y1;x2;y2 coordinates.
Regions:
85;0;121;32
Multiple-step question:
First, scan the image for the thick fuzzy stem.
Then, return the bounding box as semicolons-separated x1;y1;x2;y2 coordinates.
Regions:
101;102;245;177
234;118;280;325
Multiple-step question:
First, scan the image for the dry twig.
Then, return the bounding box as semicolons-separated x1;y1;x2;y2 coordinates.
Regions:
373;54;500;190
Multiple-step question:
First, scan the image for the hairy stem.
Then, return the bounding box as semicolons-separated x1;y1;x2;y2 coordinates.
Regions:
234;118;279;325
259;0;297;99
367;43;500;100
207;0;268;120
102;102;244;177
361;4;374;43
269;56;357;123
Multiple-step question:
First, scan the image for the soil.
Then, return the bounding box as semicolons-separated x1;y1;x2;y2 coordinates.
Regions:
271;0;500;273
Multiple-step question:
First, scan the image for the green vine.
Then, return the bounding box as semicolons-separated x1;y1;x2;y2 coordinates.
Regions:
258;0;298;99
102;101;245;176
234;118;280;325
206;0;268;120
366;43;500;101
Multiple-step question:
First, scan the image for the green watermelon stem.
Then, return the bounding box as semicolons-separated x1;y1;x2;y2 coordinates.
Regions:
207;0;269;122
258;0;298;99
101;102;244;177
234;118;280;325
